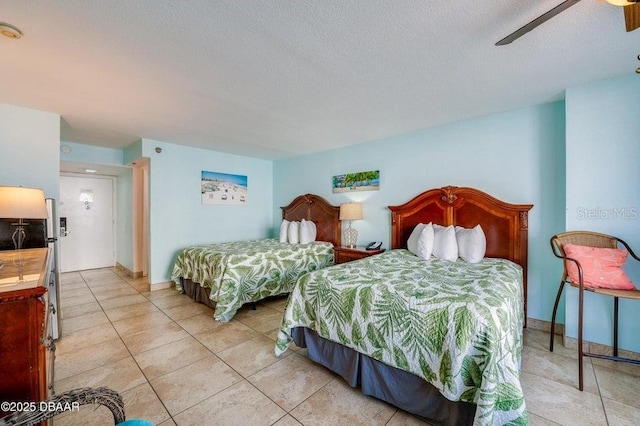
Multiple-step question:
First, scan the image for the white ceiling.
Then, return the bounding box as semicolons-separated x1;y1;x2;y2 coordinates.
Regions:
2;0;639;161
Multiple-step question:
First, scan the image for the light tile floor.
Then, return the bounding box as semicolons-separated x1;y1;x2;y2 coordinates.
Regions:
53;268;640;425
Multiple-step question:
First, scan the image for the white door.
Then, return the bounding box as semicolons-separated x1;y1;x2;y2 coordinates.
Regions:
59;175;115;272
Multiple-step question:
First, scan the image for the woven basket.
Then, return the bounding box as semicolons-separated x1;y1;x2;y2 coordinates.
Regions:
0;387;125;426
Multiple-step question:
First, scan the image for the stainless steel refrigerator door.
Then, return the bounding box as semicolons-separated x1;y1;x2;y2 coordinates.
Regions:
46;198;62;340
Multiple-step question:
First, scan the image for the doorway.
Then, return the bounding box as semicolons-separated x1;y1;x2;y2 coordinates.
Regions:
59;174;115;272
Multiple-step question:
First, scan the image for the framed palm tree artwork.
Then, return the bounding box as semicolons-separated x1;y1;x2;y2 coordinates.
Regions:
332;170;380;193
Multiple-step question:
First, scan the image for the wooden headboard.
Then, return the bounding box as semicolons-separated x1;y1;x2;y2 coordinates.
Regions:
281;194;341;246
388;186;533;317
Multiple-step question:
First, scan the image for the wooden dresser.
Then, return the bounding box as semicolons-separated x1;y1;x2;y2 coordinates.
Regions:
0;248;55;417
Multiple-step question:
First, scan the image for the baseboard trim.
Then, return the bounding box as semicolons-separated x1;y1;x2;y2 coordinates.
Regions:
527;317;640;360
151;281;174;291
561;334;640;361
115;263;143;279
526;317;564;336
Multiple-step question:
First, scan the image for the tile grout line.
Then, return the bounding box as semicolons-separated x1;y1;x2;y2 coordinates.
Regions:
60;272;398;425
62;269;640;425
590;362;611;426
60;270;176;424
72;269;298;424
88;269;176;424
140;289;352;424
144;294;303;422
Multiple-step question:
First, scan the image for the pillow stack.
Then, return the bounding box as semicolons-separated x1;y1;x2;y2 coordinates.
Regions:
455;225;486;263
288;221;300;244
279;219;317;244
279;219;290;243
433;224;459;262
300;219;317;244
407;222;486;263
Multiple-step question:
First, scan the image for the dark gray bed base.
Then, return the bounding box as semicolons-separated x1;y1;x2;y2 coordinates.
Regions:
291;327;476;426
180;279;217;309
180;278;265;311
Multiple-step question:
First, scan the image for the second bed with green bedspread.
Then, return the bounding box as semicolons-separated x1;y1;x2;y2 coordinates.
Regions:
171;239;334;322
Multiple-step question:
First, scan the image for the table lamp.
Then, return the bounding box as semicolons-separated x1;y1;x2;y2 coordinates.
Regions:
0;186;48;250
339;202;363;248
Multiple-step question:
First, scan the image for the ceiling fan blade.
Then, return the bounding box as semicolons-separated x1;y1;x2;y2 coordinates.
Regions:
624;3;640;31
496;0;583;46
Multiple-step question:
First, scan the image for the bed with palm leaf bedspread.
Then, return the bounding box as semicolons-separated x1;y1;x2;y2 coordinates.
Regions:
275;186;533;426
172;239;334;321
171;193;341;322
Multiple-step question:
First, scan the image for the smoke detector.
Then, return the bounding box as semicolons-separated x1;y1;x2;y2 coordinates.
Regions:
0;22;22;39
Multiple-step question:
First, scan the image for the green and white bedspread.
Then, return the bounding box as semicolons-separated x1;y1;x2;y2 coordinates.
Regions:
275;249;527;426
171;239;334;322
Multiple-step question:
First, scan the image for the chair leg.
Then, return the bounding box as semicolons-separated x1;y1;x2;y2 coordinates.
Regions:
613;297;619;357
578;286;584;391
549;281;566;352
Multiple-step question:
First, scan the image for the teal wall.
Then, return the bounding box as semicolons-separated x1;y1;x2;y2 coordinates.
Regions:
565;73;640;352
56;137;274;285
274;102;567;323
124;140;143;165
60;141;124;165
0;104;60;200
137;139;273;285
4;72;637;355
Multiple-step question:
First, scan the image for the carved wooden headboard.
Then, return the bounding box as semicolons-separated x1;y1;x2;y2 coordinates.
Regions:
388;186;533;317
281;194;341;247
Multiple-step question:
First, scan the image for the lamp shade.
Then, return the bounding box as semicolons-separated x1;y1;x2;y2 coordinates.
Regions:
339;203;363;221
0;186;48;219
606;0;634;6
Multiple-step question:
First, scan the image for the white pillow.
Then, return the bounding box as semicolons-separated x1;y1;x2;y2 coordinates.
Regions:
407;223;426;255
288;221;300;244
279;219;290;243
433;224;458;261
300;219;317;244
416;223;434;260
456;225;486;263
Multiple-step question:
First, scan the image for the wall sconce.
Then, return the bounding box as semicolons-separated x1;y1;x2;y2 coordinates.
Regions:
339;202;363;248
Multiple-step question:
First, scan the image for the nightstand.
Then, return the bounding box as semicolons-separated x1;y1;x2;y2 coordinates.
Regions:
334;245;385;264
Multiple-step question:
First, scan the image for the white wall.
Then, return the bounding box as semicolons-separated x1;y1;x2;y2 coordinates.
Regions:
274;101;567;323
565;73;640;352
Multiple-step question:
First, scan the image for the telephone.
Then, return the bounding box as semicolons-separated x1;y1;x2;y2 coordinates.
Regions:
365;241;383;251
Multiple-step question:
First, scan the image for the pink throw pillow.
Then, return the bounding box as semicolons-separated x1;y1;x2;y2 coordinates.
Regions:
563;244;635;290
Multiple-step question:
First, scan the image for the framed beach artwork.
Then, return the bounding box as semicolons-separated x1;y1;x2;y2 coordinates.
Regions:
332;170;380;193
201;171;248;205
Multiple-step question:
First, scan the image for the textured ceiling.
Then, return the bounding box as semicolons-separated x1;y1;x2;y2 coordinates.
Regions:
2;0;639;160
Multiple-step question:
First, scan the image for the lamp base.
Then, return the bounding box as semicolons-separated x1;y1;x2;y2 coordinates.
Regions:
344;226;358;248
11;224;27;251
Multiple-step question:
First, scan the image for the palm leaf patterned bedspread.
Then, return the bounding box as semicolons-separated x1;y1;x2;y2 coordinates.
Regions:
171;239;334;322
275;249;527;426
